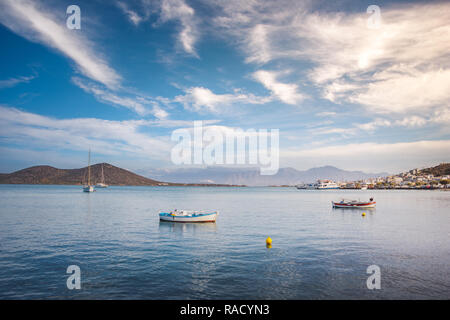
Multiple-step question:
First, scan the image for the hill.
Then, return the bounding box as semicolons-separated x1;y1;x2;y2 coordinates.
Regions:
420;163;450;176
0;163;164;186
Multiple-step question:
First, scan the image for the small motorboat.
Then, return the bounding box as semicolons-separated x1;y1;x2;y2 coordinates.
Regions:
159;210;218;223
332;197;376;208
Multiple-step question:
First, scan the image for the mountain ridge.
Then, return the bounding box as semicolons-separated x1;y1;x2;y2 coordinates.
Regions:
139;165;389;186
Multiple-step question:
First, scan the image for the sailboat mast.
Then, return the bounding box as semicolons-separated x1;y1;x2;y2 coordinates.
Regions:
87;149;91;186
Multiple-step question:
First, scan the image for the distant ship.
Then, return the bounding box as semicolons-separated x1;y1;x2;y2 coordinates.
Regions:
316;180;340;189
297;180;340;189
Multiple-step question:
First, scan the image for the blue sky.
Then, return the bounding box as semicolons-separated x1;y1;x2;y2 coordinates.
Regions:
0;0;449;174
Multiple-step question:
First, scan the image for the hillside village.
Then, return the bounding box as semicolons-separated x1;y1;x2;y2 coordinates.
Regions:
339;163;450;189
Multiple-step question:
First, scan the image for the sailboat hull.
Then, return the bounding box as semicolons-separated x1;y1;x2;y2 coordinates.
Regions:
96;183;108;188
83;186;95;192
96;164;108;188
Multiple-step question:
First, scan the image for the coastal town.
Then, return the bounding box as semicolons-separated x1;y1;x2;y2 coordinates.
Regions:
301;163;450;190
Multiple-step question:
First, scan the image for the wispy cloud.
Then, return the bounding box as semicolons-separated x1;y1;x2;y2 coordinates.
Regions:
316;112;337;117
174;86;271;113
116;1;145;26
0;0;121;89
159;0;199;56
116;0;199;56
0;75;36;89
0;105;171;159
72;77;174;119
211;0;450;116
283;140;450;173
253;70;304;105
72;78;144;115
356;112;450;132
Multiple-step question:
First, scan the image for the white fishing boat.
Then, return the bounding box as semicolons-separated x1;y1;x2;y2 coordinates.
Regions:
332;197;376;208
83;149;95;193
159;210;218;223
96;164;108;188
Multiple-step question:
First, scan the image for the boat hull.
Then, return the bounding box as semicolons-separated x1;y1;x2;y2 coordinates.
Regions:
332;201;376;208
317;187;340;189
83;186;95;192
159;212;218;223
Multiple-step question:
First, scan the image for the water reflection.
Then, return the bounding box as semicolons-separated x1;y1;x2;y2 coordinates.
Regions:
83;192;93;223
332;207;376;213
158;220;217;234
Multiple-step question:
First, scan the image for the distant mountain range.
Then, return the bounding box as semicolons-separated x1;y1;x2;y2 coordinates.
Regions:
140;166;389;186
2;163;447;187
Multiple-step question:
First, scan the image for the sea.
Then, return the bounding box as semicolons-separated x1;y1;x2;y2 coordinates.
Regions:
0;185;449;299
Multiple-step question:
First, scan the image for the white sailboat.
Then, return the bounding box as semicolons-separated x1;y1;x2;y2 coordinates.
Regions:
96;164;108;188
83;149;95;192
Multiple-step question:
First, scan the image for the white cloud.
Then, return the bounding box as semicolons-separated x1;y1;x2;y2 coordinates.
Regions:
0;106;171;159
0;75;35;89
316;112;337;117
72;77;171;119
152;105;169;120
174;86;271;113
210;0;450;115
72;77;148;116
245;24;272;64
350;68;450;113
356;118;392;132
356;112;450;132
282;140;450;173
159;0;199;56
0;0;121;89
253;70;304;105
394;116;427;128
312;127;357;136
116;1;145;26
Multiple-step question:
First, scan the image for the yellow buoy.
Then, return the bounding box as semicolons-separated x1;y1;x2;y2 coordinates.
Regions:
266;237;272;246
362;212;366;217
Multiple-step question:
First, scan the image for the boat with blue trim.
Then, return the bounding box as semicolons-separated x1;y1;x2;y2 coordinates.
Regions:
159;210;218;223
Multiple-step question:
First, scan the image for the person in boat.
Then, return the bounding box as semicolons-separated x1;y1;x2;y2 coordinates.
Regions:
370;197;374;202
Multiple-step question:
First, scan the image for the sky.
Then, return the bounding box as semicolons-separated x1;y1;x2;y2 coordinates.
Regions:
0;0;449;174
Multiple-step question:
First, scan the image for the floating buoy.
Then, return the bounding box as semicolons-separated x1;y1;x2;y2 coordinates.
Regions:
266;237;272;247
362;212;366;217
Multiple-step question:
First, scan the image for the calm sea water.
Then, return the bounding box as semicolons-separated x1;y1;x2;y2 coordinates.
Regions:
0;185;449;299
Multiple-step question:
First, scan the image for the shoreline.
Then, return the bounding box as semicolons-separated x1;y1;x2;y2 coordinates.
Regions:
0;183;448;190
